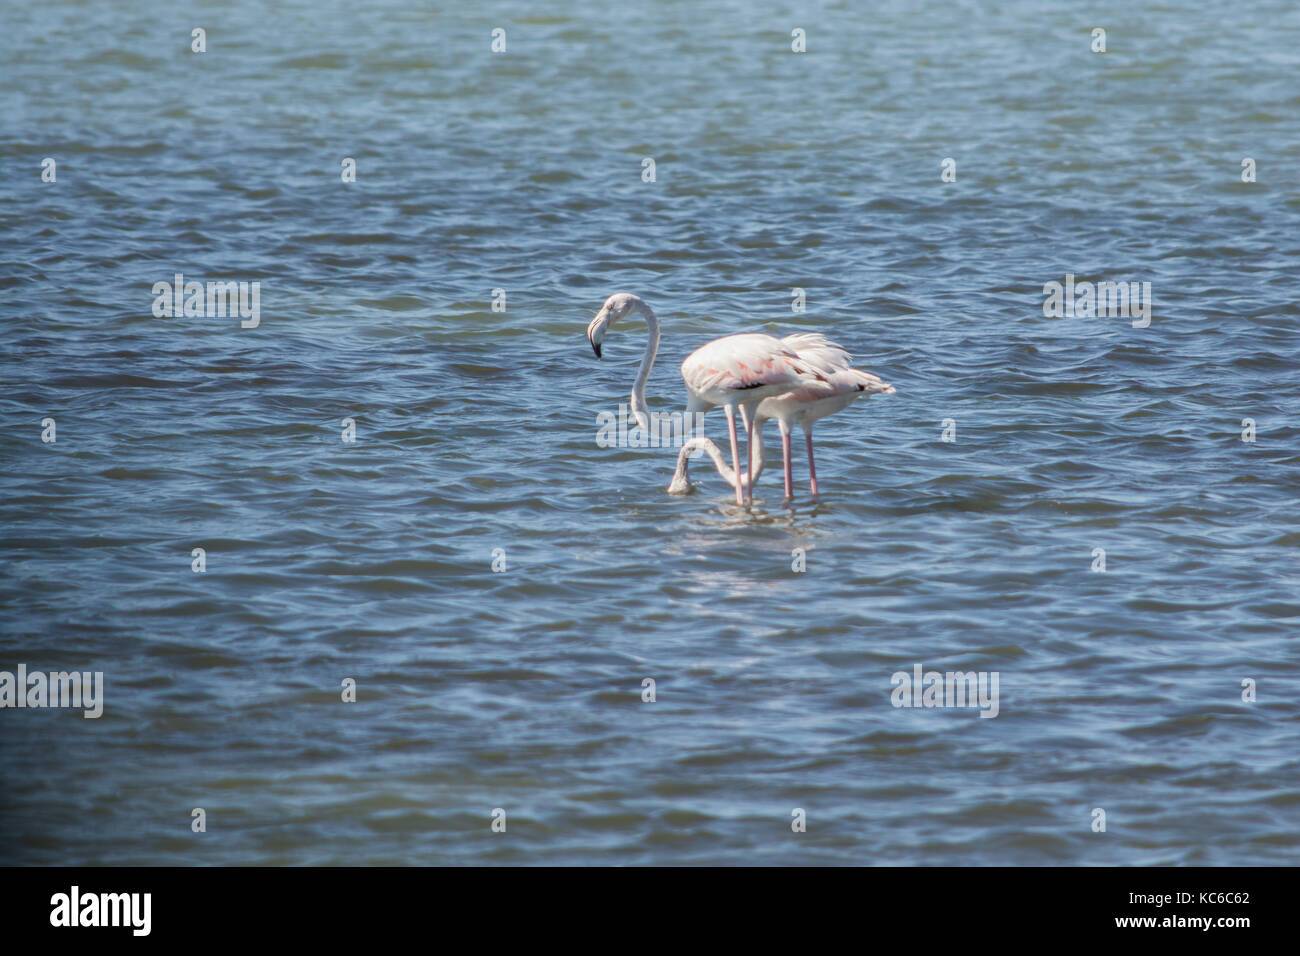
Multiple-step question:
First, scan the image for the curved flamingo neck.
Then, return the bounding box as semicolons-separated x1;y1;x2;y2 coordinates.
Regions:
667;435;764;495
629;303;660;431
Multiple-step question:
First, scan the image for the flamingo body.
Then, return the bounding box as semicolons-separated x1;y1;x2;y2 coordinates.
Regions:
680;333;822;410
751;333;895;497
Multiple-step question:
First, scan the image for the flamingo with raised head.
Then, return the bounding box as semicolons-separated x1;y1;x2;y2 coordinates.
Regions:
666;333;895;498
586;292;822;506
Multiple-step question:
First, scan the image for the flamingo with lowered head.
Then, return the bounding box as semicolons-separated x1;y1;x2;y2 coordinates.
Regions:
586;292;823;506
667;332;895;498
756;333;895;497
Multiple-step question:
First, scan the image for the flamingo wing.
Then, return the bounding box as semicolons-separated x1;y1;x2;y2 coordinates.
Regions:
758;337;896;416
680;333;823;404
779;332;853;373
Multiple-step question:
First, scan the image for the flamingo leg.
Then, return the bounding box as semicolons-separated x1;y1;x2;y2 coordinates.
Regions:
743;406;758;504
738;406;751;494
724;404;745;506
781;425;793;500
805;429;819;496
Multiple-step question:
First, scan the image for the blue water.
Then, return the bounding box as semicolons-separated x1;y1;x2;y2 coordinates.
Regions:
1;0;1298;865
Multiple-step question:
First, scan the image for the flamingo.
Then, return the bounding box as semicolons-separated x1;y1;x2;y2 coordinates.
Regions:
666;333;895;498
586;292;823;506
755;333;896;497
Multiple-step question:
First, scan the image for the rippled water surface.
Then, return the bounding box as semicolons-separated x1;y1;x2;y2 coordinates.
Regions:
2;0;1298;865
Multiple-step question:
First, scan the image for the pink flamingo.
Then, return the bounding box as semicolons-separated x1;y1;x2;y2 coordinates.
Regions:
755;333;895;497
667;333;895;498
586;293;822;506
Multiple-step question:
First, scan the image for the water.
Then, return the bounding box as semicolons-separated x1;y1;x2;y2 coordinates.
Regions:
2;0;1298;865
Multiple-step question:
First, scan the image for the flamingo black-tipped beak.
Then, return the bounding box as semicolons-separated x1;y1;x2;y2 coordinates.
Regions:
587;308;609;358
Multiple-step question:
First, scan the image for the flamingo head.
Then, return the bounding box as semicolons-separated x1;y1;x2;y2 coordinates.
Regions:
587;292;643;358
666;441;698;495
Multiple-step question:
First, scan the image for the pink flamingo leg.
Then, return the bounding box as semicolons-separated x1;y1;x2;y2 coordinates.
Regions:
725;405;745;506
743;406;758;504
805;429;819;496
781;427;793;499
